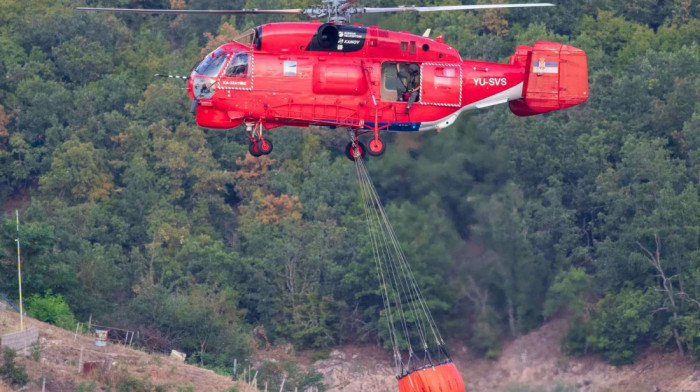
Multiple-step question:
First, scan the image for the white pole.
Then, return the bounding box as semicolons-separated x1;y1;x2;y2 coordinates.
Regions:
15;210;24;331
279;375;286;392
78;345;84;374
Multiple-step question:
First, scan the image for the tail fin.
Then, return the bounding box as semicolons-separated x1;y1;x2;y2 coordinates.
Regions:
508;41;589;116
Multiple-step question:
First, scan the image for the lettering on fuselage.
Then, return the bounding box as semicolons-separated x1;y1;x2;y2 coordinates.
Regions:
306;25;367;53
222;80;248;86
472;78;508;87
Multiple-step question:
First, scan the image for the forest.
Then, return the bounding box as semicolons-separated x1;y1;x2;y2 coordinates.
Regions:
0;0;699;373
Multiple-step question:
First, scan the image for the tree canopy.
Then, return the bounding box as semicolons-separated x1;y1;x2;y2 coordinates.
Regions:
0;0;699;369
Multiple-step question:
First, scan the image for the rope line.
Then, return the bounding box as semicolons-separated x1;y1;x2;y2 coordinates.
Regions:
357;160;428;353
353;152;448;376
355;159;402;374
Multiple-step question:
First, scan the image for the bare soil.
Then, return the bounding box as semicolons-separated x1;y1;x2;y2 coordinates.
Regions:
0;309;256;392
456;318;700;392
281;318;700;392
259;319;700;392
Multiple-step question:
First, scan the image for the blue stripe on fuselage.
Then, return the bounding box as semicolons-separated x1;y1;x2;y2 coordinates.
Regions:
363;122;421;132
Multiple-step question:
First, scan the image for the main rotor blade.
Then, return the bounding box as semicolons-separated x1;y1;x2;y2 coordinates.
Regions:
76;7;303;15
361;3;554;14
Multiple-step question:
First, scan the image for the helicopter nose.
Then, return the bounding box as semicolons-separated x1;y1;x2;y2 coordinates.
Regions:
187;77;195;100
191;77;216;99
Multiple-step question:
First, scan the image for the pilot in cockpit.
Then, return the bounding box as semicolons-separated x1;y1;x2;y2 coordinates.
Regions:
226;53;250;78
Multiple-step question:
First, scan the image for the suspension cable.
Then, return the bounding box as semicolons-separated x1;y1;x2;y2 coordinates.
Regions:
353;152;447;376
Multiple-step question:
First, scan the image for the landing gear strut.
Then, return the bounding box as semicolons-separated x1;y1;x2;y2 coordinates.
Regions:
345;129;367;161
246;122;273;157
368;116;385;157
345;141;366;161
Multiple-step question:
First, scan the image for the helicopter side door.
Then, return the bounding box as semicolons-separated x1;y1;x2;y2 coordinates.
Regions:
419;63;462;107
219;51;254;91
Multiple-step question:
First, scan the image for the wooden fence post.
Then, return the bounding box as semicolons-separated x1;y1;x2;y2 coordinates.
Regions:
279;375;286;392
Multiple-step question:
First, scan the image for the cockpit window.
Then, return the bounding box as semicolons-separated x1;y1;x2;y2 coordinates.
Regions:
225;53;250;78
195;49;229;77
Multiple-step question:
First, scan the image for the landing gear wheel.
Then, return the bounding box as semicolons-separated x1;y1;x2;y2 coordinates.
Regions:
345;141;367;161
258;138;273;155
249;141;263;157
368;138;386;156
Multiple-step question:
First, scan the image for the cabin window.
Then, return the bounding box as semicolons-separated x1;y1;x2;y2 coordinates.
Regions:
225;53;250;78
400;42;408;51
435;67;457;78
410;41;416;54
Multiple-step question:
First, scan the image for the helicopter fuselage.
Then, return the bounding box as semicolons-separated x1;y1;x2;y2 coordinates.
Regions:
188;22;588;135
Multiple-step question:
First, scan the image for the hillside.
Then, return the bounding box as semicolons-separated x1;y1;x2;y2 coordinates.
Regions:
3;309;700;392
0;309;255;392
284;319;700;392
460;319;700;392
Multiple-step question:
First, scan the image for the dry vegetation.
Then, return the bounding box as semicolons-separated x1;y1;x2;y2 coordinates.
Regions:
0;309;257;392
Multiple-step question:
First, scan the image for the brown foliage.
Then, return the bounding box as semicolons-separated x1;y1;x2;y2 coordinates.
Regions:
478;0;509;36
233;155;276;199
202;22;240;53
169;0;187;28
234;155;275;180
169;0;185;9
256;193;302;225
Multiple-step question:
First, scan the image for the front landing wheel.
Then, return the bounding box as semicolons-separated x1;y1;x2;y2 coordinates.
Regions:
345;142;367;161
258;138;273;155
249;141;263;157
367;138;386;156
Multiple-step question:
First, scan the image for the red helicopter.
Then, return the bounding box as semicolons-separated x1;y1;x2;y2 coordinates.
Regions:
80;1;588;161
78;3;588;390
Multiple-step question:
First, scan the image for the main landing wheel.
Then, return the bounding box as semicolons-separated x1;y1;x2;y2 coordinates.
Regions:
249;141;263;157
367;138;386;156
258;138;273;155
345;141;366;161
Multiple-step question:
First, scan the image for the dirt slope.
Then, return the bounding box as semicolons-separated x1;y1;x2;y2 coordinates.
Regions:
459;318;700;392
0;309;256;392
275;319;700;392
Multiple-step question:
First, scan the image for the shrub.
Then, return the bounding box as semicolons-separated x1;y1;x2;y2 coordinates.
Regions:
560;319;590;356
26;290;76;330
30;342;42;362
255;360;327;392
468;307;502;359
75;382;97;392
0;347;29;387
585;287;660;365
310;350;330;362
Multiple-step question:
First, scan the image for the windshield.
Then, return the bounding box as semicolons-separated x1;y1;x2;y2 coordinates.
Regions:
195;49;229;77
